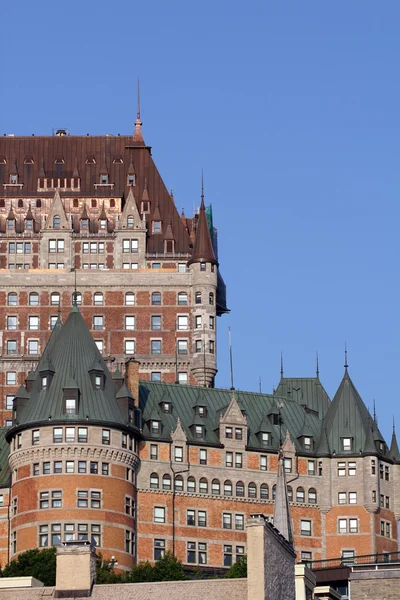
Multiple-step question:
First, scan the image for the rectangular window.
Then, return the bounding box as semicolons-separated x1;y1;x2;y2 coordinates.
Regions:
198;510;206;527
235;514;244;530
187;541;196;564
260;455;268;471
43;462;50;474
195;315;202;329
223;513;232;529
52;490;62;508
177;316;188;330
125;340;135;355
349;492;357;504
209;316;215;329
40;491;49;509
224;545;233;567
283;458;292;473
199;449;207;465
77;491;88;508
28;340;39;355
33;463;39;476
151;340;161;354
348;462;356;476
6;372;17;385
226;452;233;467
307;460;316;476
225;427;233;439
125;316;135;330
90;462;98;474
91;491;101;509
187;509;195;526
78;427;88;443
151;372;161;382
177;339;188;354
342;438;352;451
338;492;347;504
235;428;243;440
54;461;62;474
7;316;17;330
235;453;243;468
337;462;346;476
385;466;390;481
338;518;347;534
154;507;165;523
53;428;63;443
93;316;104;330
65;427;75;443
102;429;110;445
78;461;87;474
150;444;158;460
66;461;75;473
154;539;165;560
151;315;161;330
349;519;358;533
39;525;48;548
32;430;40;445
102;463;109;475
174;446;183;462
6;340;17;354
300;520;311;536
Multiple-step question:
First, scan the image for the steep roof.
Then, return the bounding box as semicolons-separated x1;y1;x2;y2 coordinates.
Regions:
139;382;322;451
0;429;10;487
320;368;387;457
187;197;217;266
11;306;138;431
275;377;331;418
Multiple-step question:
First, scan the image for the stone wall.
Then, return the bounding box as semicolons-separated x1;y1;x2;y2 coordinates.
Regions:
90;579;246;600
349;567;400;600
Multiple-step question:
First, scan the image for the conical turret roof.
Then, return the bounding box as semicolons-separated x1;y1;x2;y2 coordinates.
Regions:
390;427;400;462
187;197;217;266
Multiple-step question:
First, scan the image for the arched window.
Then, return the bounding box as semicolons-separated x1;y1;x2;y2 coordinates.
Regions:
260;483;269;500
150;473;159;489
73;199;79;208
125;292;135;306
7;292;17;306
296;487;305;503
162;474;171;490
224;480;232;496
51;292;60;306
175;475;184;492
127;215;134;228
195;292;202;305
248;482;257;499
93;292;103;306
272;484;276;500
308;488;317;504
29;292;39;306
236;481;244;497
187;477;196;493
209;292;214;305
178;292;187;306
287;486;293;502
211;479;220;495
199;478;208;494
91;199;97;208
53;215;61;229
18;199;23;208
36;199;41;208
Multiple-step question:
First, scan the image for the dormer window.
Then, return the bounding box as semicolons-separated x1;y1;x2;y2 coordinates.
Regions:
94;375;102;390
163;402;172;414
198;406;207;418
141;201;150;213
151;420;160;434
304;436;312;450
7;219;14;230
153;221;162;234
53;215;61;229
41;376;47;390
99;219;107;230
195;425;204;439
128;407;134;424
10;175;17;184
81;219;88;229
127;174;135;185
225;427;233;439
262;432;270;446
127;216;134;228
25;219;33;230
65;399;76;415
342;437;352;451
100;175;108;184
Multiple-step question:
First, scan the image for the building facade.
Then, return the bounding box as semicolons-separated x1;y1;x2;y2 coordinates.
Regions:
0;116;228;428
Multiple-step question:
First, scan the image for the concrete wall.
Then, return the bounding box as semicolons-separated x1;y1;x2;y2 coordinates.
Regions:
349;567;400;600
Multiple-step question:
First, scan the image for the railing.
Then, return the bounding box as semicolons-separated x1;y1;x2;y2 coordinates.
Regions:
303;551;400;570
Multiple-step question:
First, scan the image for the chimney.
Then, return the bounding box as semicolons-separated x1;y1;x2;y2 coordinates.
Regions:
125;358;140;406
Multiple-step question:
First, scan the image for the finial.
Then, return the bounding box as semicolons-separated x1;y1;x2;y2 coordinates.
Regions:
344;342;348;370
137;76;141;120
280;352;284;377
316;351;319;377
181;207;185;217
393;415;396;434
373;399;377;423
201;169;204;207
133;77;144;142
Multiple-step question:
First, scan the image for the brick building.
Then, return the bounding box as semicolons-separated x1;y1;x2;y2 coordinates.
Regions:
0;113;229;429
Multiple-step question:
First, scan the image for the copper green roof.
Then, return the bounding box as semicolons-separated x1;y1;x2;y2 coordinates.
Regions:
12;307;138;431
275;377;330;418
0;429;10;487
139;382;323;452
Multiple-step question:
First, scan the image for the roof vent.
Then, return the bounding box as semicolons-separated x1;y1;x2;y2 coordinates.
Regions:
56;129;67;136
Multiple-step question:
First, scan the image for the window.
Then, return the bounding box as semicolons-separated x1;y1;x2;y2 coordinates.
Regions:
209;340;215;354
341;550;355;564
7;316;17;330
209;292;214;305
337;462;346;477
124;339;136;355
53;216;61;229
195;315;202;328
33;464;39;476
194;425;203;439
300;520;311;536
260;483;269;500
338;492;347;505
6;372;17;385
52;491;62;508
50;316;58;330
51;292;60;306
195;340;202;353
93;316;104;330
151;340;161;354
163;402;171;414
178;372;188;385
223;513;232;529
127;215;134;227
348;462;356;476
151;372;161;382
151;292;161;305
66;461;74;473
53;428;63;443
177;315;188;330
385;465;390;481
54;461;62;473
43;462;50;474
28;340;39;355
235;428;243;440
308;488;317;504
199;449;207;465
77;491;88;508
78;427;88;443
177;339;188;354
174;446;183;462
349;492;357;504
8;292;17;306
248;482;257;498
153;221;161;233
187;509;195;526
195;292;202;304
6;395;14;410
40;492;49;509
102;429;110;445
90;462;98;474
93;292;103;306
6;340;17;354
211;479;220;495
65;398;76;415
125;316;135;330
178;292;187;305
209;315;215;329
236;481;244;497
224;480;232;496
151;315;161;330
308;460;316;476
199;478;208;494
29;316;39;330
224;545;233;567
153;539;165;560
235;453;243;468
339;519;347;534
29;292;39;306
162;474;171;490
187;477;196;493
349;519;358;533
386;496;390;509
342;438;352;451
226;452;233;467
283;458;292;473
296;487;305;503
125;292;135;306
225;427;233;439
154;507;165;523
235;514;245;530
91;491;101;509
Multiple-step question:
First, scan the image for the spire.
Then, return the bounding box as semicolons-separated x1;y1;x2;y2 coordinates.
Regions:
316;352;319;378
187;173;217;267
373;399;377;423
164;215;174;240
72;158;80;178
273;449;293;544
133;77;144;144
100;154;108;175
280;352;284;378
344;343;348;372
390;419;400;462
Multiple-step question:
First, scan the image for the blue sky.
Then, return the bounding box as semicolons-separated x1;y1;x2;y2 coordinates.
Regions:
2;1;400;443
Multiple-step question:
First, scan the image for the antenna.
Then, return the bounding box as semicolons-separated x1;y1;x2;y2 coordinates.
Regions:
344;342;348;370
316;352;319;377
229;327;234;390
259;376;262;393
201;169;204;204
373;399;377;423
280;352;284;377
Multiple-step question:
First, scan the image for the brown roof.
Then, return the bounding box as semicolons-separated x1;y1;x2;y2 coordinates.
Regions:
187;197;217;266
0;135;193;254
